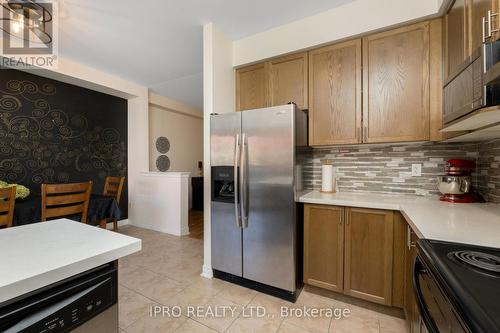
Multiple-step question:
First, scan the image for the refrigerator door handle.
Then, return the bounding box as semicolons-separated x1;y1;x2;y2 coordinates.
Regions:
241;133;249;228
234;134;242;228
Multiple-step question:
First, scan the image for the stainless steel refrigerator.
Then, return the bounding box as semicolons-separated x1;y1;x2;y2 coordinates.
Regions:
210;104;307;301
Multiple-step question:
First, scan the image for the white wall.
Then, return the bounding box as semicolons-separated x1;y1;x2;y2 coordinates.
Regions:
232;0;443;67
202;23;235;278
149;93;203;176
133;172;191;236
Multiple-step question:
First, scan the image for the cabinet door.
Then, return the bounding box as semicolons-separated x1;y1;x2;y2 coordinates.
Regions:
404;225;420;333
309;40;362;146
269;52;308;110
304;204;344;292
493;0;500;42
344;207;394;305
363;22;430;143
445;0;468;78
392;212;407;309
236;63;268;111
469;0;494;53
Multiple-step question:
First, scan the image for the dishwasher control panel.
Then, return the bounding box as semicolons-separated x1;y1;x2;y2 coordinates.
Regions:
38;279;114;332
0;265;118;333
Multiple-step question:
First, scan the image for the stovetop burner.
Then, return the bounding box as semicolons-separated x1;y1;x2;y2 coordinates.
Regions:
450;250;500;273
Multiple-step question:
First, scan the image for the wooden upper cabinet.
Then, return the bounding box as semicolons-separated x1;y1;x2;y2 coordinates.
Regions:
363;22;430;143
494;0;500;42
303;204;344;292
344;207;394;305
236;52;307;112
309;40;362;146
469;0;493;52
269;52;308;109
468;0;500;52
236;63;268;111
445;0;468;77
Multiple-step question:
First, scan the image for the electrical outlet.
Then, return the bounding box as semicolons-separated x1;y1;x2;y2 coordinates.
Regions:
411;164;422;177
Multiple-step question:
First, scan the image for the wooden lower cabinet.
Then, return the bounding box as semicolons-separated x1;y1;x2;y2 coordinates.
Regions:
344;208;394;305
303;204;405;307
303;204;344;291
404;223;422;333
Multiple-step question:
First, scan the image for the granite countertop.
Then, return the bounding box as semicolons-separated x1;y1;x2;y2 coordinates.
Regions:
0;219;141;304
298;191;500;248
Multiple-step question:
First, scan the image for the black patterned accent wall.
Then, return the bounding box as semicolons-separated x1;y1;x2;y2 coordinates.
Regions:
0;69;128;217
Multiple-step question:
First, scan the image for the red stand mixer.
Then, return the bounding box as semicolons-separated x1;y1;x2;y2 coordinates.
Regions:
438;159;478;203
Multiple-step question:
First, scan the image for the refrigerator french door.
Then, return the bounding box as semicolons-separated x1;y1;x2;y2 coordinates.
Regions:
210;104;306;300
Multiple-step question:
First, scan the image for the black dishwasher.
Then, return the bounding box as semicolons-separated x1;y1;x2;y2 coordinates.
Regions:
0;263;118;333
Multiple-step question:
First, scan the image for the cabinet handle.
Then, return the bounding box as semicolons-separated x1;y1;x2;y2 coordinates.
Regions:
363;127;368;142
407;226;416;249
356;127;360;142
483;16;487;43
487;10;499;39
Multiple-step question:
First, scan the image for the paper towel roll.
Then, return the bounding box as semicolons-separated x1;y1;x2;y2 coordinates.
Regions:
321;164;334;193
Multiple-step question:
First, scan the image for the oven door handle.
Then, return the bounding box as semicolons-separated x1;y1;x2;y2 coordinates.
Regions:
413;258;440;333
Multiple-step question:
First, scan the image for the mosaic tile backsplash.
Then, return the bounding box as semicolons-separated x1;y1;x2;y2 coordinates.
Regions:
477;139;500;203
301;140;500;201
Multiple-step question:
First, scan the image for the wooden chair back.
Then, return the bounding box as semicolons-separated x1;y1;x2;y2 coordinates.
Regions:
0;186;16;228
103;176;125;204
41;181;93;223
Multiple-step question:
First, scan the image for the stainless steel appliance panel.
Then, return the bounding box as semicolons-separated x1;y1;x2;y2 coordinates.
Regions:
211;201;243;276
241;105;296;291
0;264;118;333
210;113;241;167
73;304;118;333
210;113;243;277
443;41;500;124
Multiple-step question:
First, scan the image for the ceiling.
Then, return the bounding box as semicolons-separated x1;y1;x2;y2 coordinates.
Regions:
56;0;355;108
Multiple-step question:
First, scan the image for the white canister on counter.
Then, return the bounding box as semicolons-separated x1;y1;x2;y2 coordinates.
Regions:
321;159;336;193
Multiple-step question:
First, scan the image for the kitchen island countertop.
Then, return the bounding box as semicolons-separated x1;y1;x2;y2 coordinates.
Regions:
0;219;141;304
298;191;500;248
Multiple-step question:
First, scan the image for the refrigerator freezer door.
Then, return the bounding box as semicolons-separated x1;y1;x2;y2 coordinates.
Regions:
210;113;243;277
241;105;296;292
211;201;243;276
211;113;242;167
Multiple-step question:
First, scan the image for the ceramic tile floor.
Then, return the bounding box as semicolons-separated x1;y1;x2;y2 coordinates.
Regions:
118;225;408;333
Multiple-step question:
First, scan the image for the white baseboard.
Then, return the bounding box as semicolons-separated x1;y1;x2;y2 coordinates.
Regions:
201;265;213;279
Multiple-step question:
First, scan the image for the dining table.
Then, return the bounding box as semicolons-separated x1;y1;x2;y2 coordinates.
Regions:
12;194;121;227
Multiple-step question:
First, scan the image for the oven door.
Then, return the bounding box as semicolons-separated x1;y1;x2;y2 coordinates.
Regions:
413;256;468;333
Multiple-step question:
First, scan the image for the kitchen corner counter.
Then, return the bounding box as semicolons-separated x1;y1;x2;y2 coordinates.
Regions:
298;191;500;248
0;219;141;304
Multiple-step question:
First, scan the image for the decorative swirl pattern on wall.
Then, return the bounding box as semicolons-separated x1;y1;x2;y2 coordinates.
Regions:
0;75;127;191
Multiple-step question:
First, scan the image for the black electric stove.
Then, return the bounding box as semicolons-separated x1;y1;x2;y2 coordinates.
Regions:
415;239;500;333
